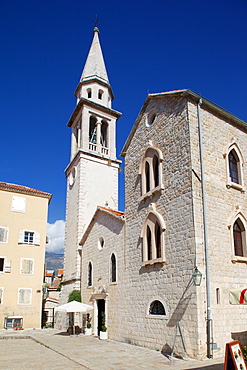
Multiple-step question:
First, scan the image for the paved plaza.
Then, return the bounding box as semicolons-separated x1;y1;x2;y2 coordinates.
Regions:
0;329;224;369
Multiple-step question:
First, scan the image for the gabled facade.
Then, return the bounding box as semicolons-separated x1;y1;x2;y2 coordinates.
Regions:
0;182;51;329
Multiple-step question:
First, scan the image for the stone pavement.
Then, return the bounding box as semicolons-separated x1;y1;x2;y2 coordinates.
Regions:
0;328;224;370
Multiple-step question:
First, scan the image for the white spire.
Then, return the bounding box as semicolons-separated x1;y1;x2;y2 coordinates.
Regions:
80;27;109;85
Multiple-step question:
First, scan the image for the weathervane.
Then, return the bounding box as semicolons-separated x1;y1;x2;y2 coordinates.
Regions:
92;16;100;28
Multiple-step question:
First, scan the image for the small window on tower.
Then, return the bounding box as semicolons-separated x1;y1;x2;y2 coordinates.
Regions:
87;89;92;99
89;116;97;144
98;90;103;100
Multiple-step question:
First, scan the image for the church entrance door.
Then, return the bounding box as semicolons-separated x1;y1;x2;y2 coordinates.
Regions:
97;299;105;336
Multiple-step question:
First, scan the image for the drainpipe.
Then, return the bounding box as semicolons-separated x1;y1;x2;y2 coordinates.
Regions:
197;98;213;358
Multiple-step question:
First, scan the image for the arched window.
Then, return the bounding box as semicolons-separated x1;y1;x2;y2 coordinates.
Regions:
101;121;108;148
141;210;166;265
139;147;163;198
233;219;245;257
110;254;116;283
229;149;239;184
89;116;97;144
88;262;92;287
147;225;152;260
155;222;161;258
225;143;244;190
145;162;150;193
153;155;159;188
87;89;92;99
149;300;166;316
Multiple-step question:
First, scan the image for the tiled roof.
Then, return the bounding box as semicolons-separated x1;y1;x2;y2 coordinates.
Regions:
50;278;61;289
0;181;52;200
45;270;55;277
57;269;64;276
98;206;124;217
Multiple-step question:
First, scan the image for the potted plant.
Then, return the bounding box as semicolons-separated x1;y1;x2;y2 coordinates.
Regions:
85;313;92;335
100;314;108;340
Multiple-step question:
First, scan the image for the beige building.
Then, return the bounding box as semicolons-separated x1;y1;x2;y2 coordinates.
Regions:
0;182;51;329
62;27;247;359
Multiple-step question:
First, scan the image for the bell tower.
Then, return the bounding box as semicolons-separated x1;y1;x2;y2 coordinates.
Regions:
62;28;121;298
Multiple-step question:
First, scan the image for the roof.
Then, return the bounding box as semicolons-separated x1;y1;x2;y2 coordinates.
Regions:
57;269;64;276
45;270;55;277
79;205;125;246
0;181;52;202
50;278;61;289
98;206;124;217
121;89;247;156
80;28;109;86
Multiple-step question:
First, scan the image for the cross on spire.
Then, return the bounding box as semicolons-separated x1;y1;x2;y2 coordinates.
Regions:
92;16;100;28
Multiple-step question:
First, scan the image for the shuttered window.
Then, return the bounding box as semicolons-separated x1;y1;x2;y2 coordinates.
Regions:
20;259;34;275
18;230;40;245
0;227;8;243
12;196;26;213
18;288;32;304
0;288;3;304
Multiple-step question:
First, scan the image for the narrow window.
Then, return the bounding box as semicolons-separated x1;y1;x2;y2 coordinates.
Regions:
98;237;105;250
229;149;239;184
149;300;166;315
101;121;108;147
145;161;150;193
0;258;4;272
111;254;116;283
98;90;103;100
88;262;92;286
153;155;159;188
87;89;92;99
233;219;244;256
147;225;152;260
216;288;220;304
89;117;97;144
155;222;161;258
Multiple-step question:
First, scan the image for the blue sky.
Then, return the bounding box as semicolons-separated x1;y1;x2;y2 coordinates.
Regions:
1;0;247;244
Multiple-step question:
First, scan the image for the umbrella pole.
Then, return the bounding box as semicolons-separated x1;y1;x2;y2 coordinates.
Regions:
73;312;75;335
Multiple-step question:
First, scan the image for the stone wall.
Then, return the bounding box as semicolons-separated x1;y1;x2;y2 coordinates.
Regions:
124;95;199;357
81;208;127;340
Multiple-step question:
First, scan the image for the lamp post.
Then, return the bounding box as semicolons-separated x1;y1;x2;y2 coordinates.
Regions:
192;267;202;286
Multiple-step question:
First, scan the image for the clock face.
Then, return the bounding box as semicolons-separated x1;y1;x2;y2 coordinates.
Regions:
69;166;77;187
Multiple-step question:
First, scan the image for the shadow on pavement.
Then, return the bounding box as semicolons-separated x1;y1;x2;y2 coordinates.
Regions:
183;364;223;370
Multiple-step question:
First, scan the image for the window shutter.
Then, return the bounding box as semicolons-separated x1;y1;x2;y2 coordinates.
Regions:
0;227;8;243
0;288;3;304
18;230;25;243
21;259;33;274
34;232;40;246
18;288;31;304
12;196;26;213
4;258;11;273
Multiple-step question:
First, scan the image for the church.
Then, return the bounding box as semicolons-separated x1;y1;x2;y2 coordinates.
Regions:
60;27;247;359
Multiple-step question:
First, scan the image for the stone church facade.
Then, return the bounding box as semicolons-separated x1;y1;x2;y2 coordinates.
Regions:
62;28;247;359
